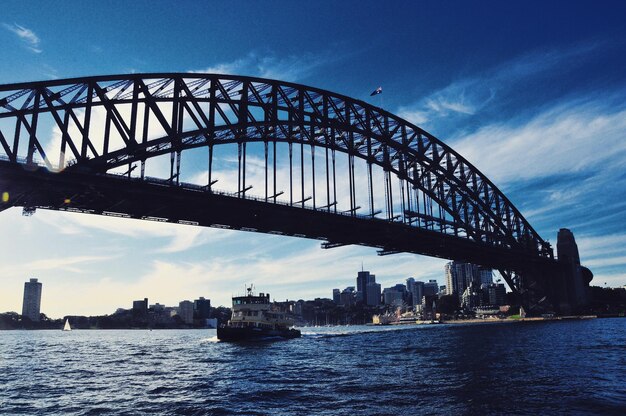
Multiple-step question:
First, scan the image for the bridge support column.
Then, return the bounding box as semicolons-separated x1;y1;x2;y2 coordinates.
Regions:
554;228;593;314
519;229;593;317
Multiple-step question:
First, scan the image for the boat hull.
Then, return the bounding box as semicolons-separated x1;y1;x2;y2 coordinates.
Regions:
217;326;301;341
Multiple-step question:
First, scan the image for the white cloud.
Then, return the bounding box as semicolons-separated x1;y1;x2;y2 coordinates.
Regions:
27;209;227;255
576;233;626;260
3;23;42;53
584;256;626;268
0;252;116;278
27;255;116;273
192;50;340;82
0;232;447;318
118;244;448;312
450;100;626;185
396;42;602;127
425;97;476;115
44;103;173;175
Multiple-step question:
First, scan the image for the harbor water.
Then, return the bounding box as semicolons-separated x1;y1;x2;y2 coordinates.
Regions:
1;318;625;415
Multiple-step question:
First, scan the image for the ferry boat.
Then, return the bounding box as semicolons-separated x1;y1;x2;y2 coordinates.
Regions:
217;286;301;341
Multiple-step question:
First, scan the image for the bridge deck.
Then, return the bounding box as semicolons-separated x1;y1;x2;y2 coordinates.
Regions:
0;161;555;273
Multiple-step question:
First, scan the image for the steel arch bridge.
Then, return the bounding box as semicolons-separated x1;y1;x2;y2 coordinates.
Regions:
0;73;583;314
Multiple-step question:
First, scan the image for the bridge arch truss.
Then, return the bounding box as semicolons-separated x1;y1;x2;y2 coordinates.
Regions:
0;73;553;279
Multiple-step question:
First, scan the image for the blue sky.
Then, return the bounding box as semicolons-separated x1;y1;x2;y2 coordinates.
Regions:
1;1;625;317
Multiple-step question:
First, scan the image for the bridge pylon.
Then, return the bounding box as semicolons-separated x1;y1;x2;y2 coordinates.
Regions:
517;229;592;317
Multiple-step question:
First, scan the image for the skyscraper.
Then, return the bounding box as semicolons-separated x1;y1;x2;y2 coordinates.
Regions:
178;300;194;324
406;278;424;307
382;286;404;307
478;268;494;286
366;282;381;306
445;262;493;301
194;297;211;320
22;278;42;322
356;270;375;303
488;283;506;306
423;280;439;297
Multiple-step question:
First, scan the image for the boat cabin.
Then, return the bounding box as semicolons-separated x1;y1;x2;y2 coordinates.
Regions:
228;287;294;330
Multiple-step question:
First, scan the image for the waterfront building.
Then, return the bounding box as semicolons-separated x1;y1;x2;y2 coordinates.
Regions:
461;283;481;310
366;282;381;306
488;283;506;306
133;298;148;314
294;299;304;316
150;303;165;312
178;300;194;324
339;287;355;306
383;286;405;308
332;289;341;304
22;278;42;322
194;297;211;320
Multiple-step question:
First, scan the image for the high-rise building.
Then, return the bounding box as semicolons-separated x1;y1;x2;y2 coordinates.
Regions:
445;262;493;301
356;271;375;304
366;282;381;306
332;289;341;304
194;297;211;319
132;298;148;314
461;282;481;310
339;287;355;306
409;280;425;307
488;283;506;306
178;300;194;324
445;262;459;296
423;280;439;297
22;278;42;322
478;268;493;286
406;278;416;305
383;286;404;307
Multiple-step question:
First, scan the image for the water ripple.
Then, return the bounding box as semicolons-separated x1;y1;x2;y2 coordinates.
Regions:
1;321;625;414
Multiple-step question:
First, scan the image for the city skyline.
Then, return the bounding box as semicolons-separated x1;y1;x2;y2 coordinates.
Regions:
1;1;626;318
16;269;443;319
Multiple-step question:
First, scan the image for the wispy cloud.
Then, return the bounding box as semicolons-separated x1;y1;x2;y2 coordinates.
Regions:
450;97;626;185
33;210;226;254
398;79;495;125
3;22;42;53
0;254;116;278
396;42;603;128
26;255;116;273
192;49;342;82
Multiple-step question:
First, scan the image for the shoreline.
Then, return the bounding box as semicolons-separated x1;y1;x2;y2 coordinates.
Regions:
382;314;604;327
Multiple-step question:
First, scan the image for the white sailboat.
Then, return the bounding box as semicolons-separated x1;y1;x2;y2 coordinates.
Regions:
63;319;71;331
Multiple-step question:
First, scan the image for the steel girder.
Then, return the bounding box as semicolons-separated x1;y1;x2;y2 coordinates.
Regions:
0;73;553;264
